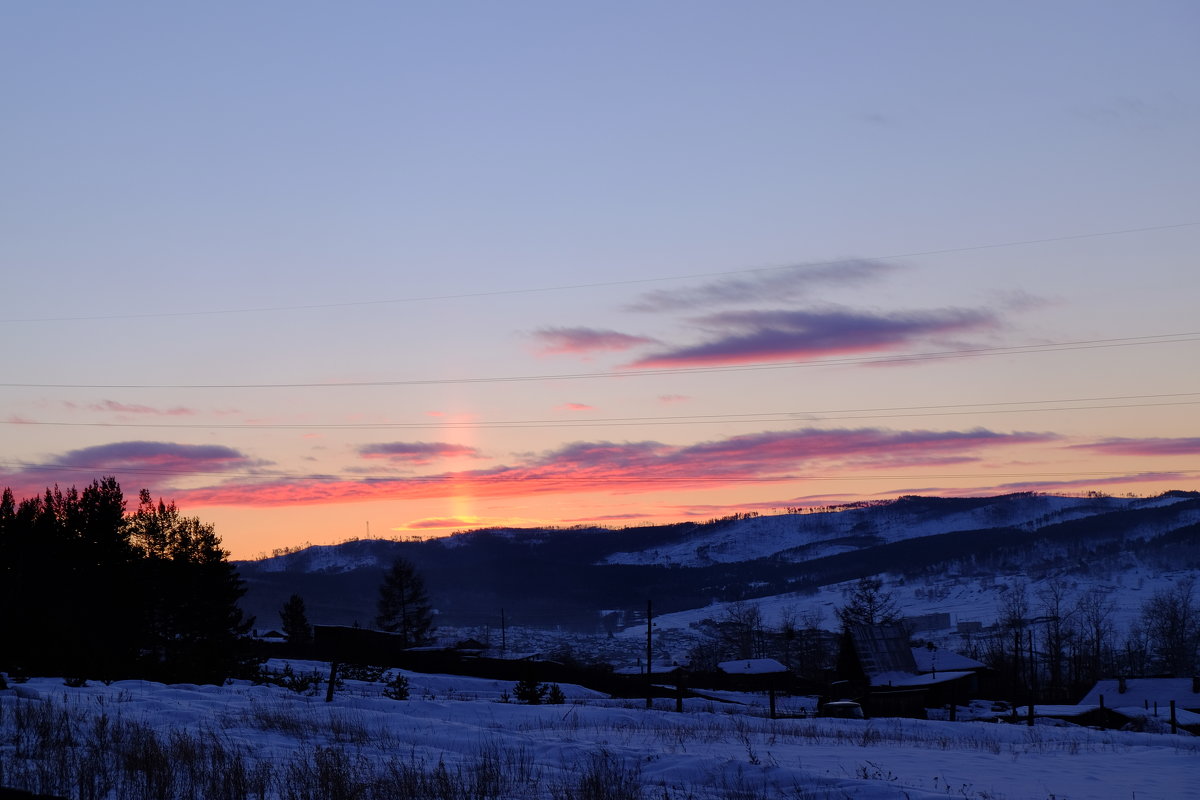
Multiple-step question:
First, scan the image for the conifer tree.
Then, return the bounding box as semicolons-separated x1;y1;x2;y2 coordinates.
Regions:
376;557;434;647
280;593;313;644
836;576;900;628
1;478;251;684
125;489;254;683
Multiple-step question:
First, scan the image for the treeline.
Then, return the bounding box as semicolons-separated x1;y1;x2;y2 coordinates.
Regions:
0;478;253;684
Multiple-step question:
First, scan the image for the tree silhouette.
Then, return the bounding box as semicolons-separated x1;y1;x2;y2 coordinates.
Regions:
376;557;434;647
0;479;252;684
836;576;900;628
125;489;254;683
1141;578;1200;675
280;593;313;644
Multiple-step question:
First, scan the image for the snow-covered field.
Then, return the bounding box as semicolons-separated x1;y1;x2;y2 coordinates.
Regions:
2;661;1194;800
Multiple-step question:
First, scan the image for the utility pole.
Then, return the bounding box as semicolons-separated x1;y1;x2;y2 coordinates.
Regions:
501;608;507;657
646;599;653;709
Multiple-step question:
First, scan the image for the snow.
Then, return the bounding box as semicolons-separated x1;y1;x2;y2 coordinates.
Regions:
624;567;1200;647
599;494;1198;568
871;670;975;688
911;648;986;673
1080;678;1200;711
256;543;382;573
717;658;789;675
1114;705;1200;728
2;663;1196;799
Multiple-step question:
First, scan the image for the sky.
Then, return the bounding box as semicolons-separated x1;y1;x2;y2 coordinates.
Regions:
2;1;1199;559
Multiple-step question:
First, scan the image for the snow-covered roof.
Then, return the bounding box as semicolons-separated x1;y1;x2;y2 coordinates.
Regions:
910;648;986;673
612;661;685;676
717;658;789;675
870;670;975;688
1079;678;1200;710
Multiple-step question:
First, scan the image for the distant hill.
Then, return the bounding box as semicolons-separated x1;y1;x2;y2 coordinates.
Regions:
234;491;1200;634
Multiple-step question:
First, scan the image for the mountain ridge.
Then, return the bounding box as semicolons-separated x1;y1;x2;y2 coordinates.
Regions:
234;491;1200;633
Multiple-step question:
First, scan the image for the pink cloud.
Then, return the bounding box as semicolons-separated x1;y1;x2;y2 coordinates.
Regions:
628;307;998;368
1069;437;1200;456
61;400;199;416
558;403;595;412
167;426;1052;508
358;441;484;465
401;517;488;530
531;327;658;356
91;400;197;416
987;473;1189;492
658;394;690;404
561;513;648;522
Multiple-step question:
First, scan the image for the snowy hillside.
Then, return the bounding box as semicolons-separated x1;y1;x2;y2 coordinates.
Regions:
255;539;392;574
600;493;1198;567
632;566;1200;642
236;492;1200;634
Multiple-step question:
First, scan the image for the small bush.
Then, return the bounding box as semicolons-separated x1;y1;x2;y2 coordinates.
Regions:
383;673;410;700
253;663;328;696
513;678;547;705
339;663;387;683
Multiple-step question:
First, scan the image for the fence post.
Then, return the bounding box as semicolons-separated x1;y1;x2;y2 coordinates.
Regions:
326;661;339;703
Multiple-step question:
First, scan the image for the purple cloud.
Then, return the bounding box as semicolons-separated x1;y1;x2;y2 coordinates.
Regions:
628;306;998;368
57;441;259;472
627;260;896;312
523;426;1054;479
0;442;266;496
988;473;1188;492
358;442;484;465
1070;437;1200;456
531;326;658;356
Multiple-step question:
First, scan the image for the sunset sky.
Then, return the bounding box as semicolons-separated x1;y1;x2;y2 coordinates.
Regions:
3;2;1199;559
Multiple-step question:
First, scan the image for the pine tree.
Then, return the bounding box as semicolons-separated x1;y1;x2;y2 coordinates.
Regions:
126;489;254;683
280;593;313;644
836;576;900;628
376;557;434;647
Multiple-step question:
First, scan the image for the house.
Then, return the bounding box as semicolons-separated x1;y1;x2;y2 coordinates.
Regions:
841;623;981;717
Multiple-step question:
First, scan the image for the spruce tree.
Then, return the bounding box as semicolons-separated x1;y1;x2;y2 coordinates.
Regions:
376;557;434;647
126;489;254;683
280;593;313;644
836;576;900;628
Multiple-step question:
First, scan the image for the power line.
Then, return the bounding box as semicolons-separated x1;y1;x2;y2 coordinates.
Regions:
1;460;1194;483
3;331;1197;390
2;221;1197;324
5;391;1200;431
